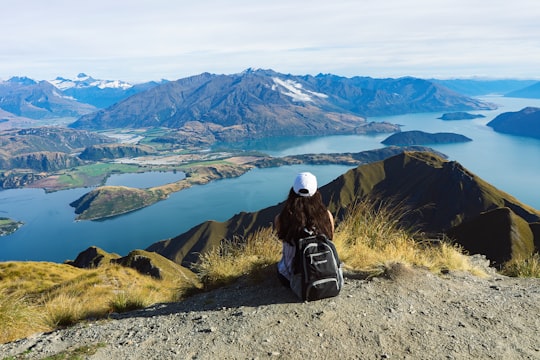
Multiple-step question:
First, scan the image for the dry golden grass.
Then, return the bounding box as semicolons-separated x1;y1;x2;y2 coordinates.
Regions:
501;253;540;277
0;262;193;344
194;227;282;289
0;290;48;344
332;198;486;277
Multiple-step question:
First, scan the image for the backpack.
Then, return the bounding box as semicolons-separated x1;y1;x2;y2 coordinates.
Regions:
290;230;343;301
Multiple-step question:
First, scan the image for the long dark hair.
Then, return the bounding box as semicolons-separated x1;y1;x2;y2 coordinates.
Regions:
277;188;333;244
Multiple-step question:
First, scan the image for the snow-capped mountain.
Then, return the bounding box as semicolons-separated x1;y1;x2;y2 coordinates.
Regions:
0;77;97;119
48;74;162;109
49;73;133;91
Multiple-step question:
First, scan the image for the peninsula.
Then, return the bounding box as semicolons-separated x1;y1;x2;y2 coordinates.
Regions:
70;146;439;220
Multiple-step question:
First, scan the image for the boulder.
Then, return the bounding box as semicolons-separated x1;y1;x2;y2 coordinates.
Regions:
65;246;120;268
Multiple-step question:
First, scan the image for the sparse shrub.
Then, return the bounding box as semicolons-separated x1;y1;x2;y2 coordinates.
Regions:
43;292;86;327
501;253;540;277
109;291;147;313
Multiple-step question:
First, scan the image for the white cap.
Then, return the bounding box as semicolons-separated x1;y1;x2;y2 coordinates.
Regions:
293;172;318;197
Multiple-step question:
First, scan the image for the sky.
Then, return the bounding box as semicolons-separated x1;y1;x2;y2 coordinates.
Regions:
2;0;540;83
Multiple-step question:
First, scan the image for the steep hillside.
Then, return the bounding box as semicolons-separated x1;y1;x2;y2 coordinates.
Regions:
147;151;540;267
70;70;495;144
78;144;157;160
0;127;114;158
1;151;84;172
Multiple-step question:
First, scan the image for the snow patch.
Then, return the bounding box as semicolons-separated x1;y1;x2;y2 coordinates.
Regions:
49;76;133;90
52;90;76;100
272;77;328;102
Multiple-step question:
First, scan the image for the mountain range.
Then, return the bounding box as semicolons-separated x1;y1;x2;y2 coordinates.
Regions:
68;69;497;144
147;151;540;268
2;71;540;128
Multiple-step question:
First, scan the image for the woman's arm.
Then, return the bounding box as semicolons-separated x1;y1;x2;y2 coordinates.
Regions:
327;210;335;239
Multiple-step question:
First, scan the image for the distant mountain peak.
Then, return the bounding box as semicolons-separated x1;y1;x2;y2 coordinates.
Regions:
7;76;37;85
49;74;133;91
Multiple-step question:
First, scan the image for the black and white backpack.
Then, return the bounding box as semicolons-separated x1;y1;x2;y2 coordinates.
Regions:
290;230;343;301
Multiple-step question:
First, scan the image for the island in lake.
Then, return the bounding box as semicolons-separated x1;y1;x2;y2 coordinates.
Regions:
438;112;486;121
381;130;472;146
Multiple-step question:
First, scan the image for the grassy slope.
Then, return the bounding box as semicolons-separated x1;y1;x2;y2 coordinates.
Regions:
0;260;199;344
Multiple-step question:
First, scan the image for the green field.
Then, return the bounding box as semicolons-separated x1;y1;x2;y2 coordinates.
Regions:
57;163;144;188
0;217;23;236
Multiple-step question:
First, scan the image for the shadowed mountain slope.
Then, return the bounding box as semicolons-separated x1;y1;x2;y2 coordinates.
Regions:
147;151;540;267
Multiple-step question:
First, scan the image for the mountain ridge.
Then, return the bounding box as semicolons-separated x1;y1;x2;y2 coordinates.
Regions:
147;151;540;268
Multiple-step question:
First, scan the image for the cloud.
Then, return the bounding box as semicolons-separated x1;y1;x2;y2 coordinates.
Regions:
1;0;539;81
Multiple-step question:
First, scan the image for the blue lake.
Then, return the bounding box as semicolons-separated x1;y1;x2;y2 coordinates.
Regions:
1;96;540;263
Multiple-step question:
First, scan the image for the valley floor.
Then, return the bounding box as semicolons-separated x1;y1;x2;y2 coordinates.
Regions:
2;260;539;360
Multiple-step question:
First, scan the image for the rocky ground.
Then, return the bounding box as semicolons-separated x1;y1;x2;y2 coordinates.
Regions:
1;258;539;360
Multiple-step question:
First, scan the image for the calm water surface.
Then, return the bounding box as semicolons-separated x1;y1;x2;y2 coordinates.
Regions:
1;96;540;262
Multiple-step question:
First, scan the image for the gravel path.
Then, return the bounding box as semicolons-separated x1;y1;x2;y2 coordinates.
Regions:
1;261;539;360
